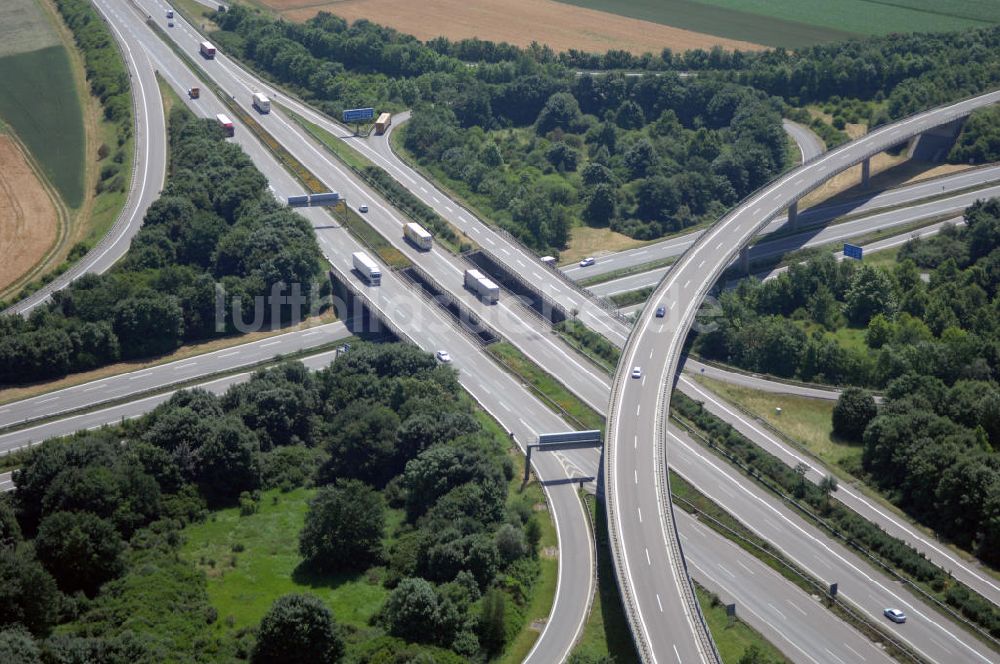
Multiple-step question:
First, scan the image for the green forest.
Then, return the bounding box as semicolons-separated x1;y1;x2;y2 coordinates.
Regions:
208;7;1000;254
0;343;549;662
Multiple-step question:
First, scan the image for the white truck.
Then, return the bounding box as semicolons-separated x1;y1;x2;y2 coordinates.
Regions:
251;92;270;114
200;41;216;58
464;269;499;304
352;252;381;285
403;222;432;251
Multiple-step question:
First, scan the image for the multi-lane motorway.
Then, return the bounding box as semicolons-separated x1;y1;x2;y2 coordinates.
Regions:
5;1;1000;662
561;164;1000;283
608;89;1000;662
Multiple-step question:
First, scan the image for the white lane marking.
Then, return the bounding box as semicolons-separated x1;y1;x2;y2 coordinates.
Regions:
673;644;682;664
83;384;107;392
697;259;705;268
717;563;735;579
485;237;496;246
219;350;240;358
824;648;847;664
432;196;440;203
499;400;511;411
261;340;282;347
767;603;786;621
843;643;866;662
736;560;754;575
637;507;643;522
634;469;638;484
656;594;664;612
682;280;690;289
420;186;428;193
173;361;197;370
459;216;469;223
445;205;452;212
785;599;807;616
636;403;640;416
645;548;651;565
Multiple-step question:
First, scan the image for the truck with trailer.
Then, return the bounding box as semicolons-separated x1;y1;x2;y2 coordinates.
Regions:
464;269;499;304
352;252;381;285
188;87;200;99
403;222;432;251
216;114;234;137
374;112;392;135
200;41;216;58
251;92;270;114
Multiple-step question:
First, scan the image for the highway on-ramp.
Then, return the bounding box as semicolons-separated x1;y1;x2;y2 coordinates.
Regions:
607;89;1000;663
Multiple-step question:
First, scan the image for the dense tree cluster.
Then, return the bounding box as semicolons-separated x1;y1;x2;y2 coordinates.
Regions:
949;106;1000;165
210;6;787;251
696;199;1000;389
697;198;1000;564
2;343;542;660
0;107;324;386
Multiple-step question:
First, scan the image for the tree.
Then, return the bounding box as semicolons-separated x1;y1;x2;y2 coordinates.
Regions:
535;92;583;135
819;475;839;508
623;139;657;179
832;387;878;442
0;549;59;636
0;628;40;664
112;296;184;359
582;184;616;226
615;100;645;130
319;401;400;486
34;511;125;596
478;588;506;656
844;264;897;325
0;500;21;550
381;577;446;644
194;418;260;506
738;645;772;664
251;594;344;664
545;143;579;172
299;480;385;572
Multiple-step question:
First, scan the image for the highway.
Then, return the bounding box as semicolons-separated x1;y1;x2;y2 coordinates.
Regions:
562;164;1000;282
72;4;597;661
0;332;895;664
4;5;167;316
783;119;826;163
607;87;1000;662
589;183;1000;297
8;3;998;662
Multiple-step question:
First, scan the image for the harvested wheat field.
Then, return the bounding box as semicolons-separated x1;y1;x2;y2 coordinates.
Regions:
276;0;765;54
0;135;58;292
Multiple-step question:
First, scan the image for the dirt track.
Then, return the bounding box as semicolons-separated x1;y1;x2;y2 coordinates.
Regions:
274;0;765;54
0;135;58;293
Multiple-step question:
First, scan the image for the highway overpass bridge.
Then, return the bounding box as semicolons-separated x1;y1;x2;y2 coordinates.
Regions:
605;89;1000;664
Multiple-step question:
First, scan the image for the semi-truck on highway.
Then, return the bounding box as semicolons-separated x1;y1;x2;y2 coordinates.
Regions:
375;112;392;135
464;269;499;304
352;252;381;285
200;41;216;58
216;114;234;137
403;222;432;250
251;92;270;114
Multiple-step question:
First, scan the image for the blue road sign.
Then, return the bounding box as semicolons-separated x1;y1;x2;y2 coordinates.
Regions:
342;107;375;123
538;430;601;446
844;243;863;260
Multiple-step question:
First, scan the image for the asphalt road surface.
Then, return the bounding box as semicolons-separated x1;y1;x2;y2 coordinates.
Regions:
563;164;1000;282
607;89;1000;663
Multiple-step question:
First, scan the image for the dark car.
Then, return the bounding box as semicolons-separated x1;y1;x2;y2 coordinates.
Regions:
655;305;666;317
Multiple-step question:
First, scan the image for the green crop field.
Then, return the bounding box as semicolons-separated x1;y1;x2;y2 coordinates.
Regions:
554;0;995;48
0;0;60;58
0;0;86;209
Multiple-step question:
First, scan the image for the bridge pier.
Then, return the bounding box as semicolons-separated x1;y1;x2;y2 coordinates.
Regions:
788;201;798;231
861;157;871;189
739;247;749;274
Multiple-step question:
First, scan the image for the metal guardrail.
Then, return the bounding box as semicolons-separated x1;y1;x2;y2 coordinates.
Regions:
604;88;1000;664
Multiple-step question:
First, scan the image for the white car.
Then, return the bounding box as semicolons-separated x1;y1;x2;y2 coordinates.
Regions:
358;204;369;213
631;366;642;379
579;257;595;267
883;608;906;624
435;350;452;363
